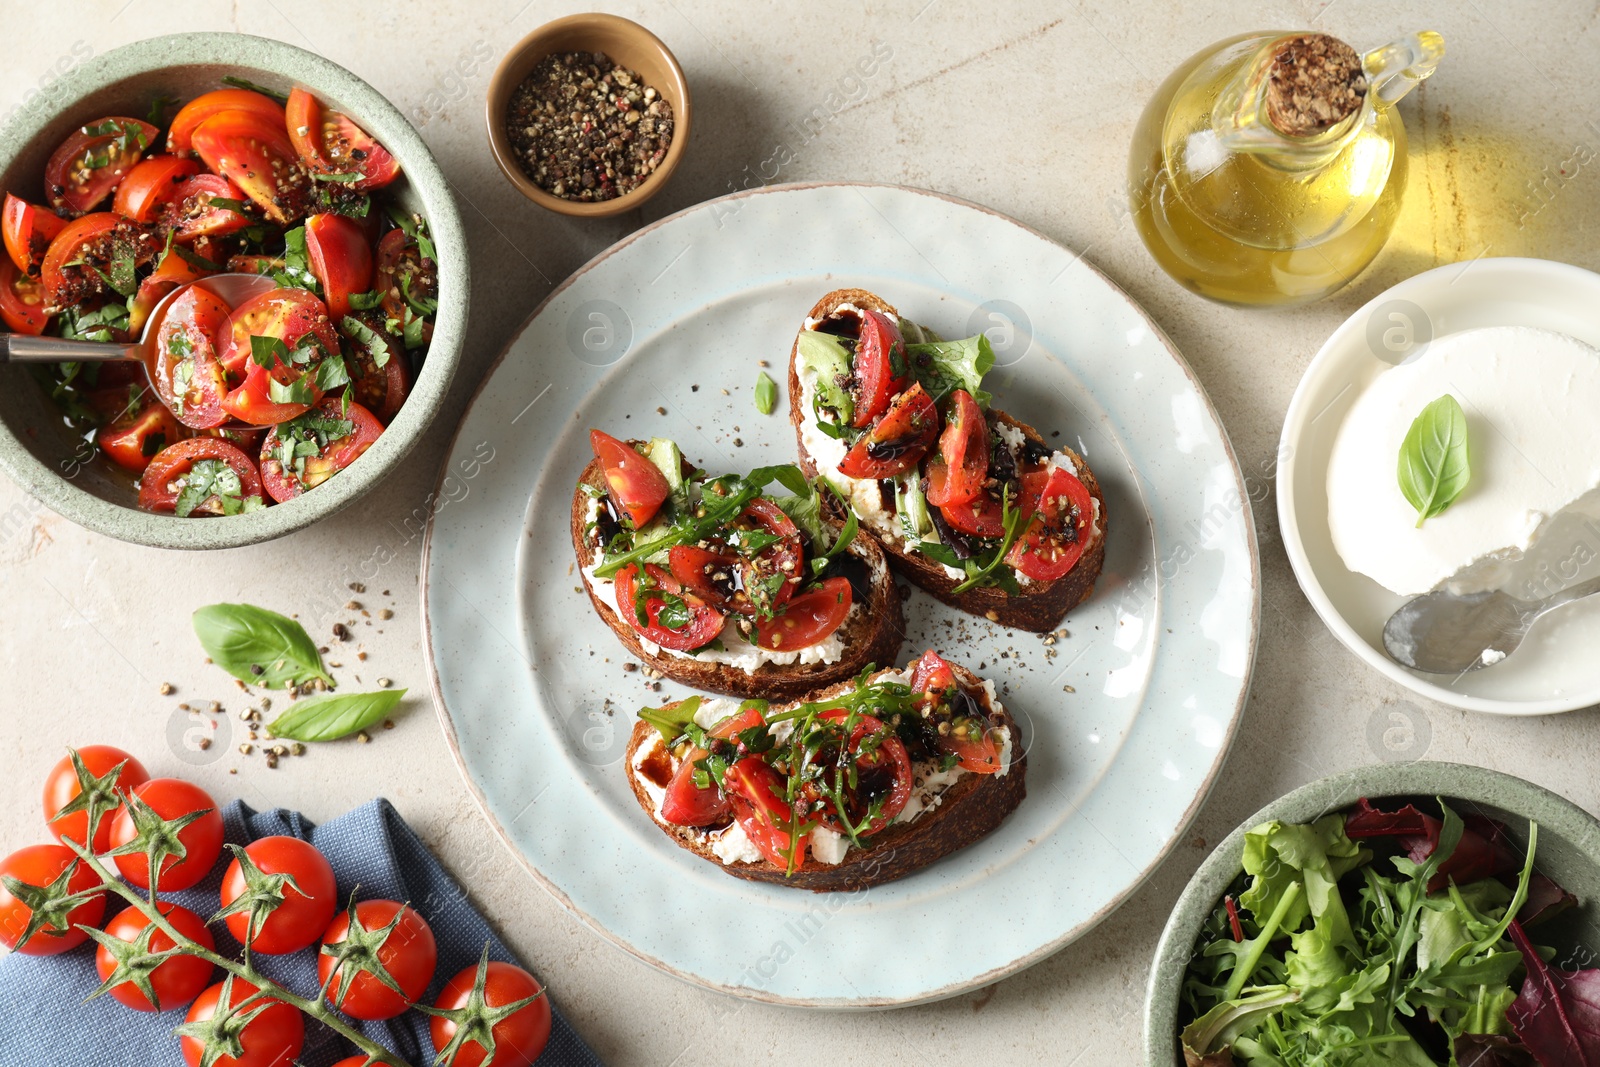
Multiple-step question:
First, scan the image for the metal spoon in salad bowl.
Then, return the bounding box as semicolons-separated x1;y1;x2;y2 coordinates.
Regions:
1382;572;1600;674
0;272;276;426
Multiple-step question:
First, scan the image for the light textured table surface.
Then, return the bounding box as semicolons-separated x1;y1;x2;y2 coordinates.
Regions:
4;2;1598;1064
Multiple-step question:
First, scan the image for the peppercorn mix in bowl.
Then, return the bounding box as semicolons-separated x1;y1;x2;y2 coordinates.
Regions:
486;13;691;218
0;32;467;550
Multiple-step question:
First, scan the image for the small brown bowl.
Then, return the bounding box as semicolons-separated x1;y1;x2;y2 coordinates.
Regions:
486;13;690;218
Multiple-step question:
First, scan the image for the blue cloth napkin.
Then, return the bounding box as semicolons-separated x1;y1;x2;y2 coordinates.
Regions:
0;798;602;1067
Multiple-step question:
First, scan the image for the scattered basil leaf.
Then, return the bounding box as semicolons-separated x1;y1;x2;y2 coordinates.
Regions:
146;93;180;125
347;289;386;311
266;688;405;742
312;171;363;183
192;603;334;690
1398;394;1471;528
754;370;778;415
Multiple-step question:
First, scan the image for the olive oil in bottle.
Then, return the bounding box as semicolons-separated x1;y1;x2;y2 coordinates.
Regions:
1129;31;1444;307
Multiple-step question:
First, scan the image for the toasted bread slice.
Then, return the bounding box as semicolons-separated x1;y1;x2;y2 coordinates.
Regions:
787;288;1107;632
624;662;1027;892
571;453;905;701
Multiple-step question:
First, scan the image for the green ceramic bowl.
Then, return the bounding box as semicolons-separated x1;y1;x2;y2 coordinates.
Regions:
1143;761;1600;1065
0;33;467;549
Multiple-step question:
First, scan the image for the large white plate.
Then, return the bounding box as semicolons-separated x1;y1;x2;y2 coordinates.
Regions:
421;183;1258;1007
1278;258;1600;715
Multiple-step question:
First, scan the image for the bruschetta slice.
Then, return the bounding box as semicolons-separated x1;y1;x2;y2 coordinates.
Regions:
787;288;1107;632
624;651;1026;891
572;431;904;700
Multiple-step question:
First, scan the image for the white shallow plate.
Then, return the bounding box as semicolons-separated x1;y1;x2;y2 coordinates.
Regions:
422;183;1259;1006
1279;257;1600;715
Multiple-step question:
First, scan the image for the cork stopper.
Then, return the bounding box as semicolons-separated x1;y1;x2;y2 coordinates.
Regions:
1264;34;1368;136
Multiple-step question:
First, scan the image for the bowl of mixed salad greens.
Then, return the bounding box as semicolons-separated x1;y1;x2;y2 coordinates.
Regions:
0;33;467;549
1145;762;1600;1067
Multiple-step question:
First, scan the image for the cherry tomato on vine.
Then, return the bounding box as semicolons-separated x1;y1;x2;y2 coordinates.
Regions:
218;836;336;955
430;961;551;1067
96;901;216;1012
180;978;304;1067
318;899;437;1020
108;778;223;892
42;744;150;851
0;843;104;955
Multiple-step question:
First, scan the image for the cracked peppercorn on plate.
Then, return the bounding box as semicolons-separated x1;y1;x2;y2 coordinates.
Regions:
421;182;1259;1007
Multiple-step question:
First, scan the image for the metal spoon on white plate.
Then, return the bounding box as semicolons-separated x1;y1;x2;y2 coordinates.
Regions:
0;272;276;425
1382;573;1600;673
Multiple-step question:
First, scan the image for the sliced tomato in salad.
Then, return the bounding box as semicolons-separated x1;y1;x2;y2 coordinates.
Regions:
304;212;373;318
150;283;233;430
837;381;938;479
161;173;253;242
189;108;310;225
40;211;144;307
375;227;437;349
286;87;401;191
166;88;286;155
217;285;339;384
850;308;910;428
909;649;1002;774
1005;464;1094;582
589;429;670;528
924;390;988;507
0;257;50;334
137;438;263;516
339;313;409;422
611;563;725;652
725;757;807;869
128;246;212;335
111;155;201;223
43;116;159;216
258;397;383;503
659;705;765;827
808;709;912;835
753;576;852;652
97;399;180;473
2;194;67;275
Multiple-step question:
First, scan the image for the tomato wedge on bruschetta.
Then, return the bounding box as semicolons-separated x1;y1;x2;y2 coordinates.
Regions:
789;288;1108;632
626;651;1026;891
572;431;904;700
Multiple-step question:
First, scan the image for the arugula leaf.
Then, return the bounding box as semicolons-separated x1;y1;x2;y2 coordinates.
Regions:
192;603;334;690
266;688;406;742
754;370;778;414
949;485;1030;594
905;333;995;407
638;697;702;742
1398;394;1470;527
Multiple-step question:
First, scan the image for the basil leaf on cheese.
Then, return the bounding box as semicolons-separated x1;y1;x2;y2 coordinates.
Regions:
1397;394;1470;527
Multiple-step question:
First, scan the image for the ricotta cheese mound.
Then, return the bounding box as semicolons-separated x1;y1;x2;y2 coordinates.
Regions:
1326;326;1600;596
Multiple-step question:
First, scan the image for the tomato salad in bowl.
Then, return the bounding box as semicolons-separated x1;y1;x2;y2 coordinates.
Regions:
3;79;439;519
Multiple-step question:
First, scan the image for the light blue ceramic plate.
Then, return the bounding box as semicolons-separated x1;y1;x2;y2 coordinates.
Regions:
420;182;1260;1007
